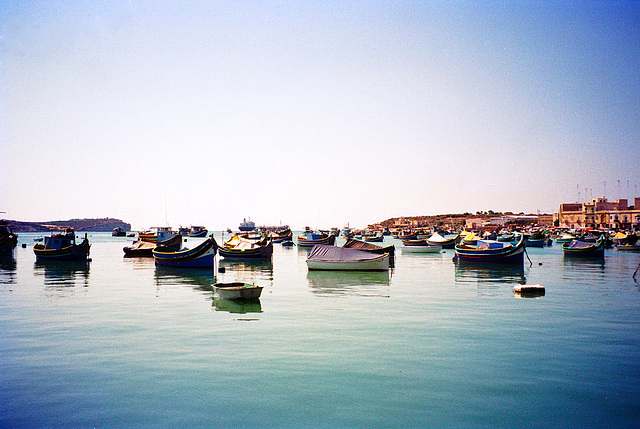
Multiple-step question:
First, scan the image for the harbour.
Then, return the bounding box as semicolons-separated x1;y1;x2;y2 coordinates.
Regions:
1;232;639;427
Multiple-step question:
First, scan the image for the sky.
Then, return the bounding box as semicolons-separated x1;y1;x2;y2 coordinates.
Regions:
1;1;639;231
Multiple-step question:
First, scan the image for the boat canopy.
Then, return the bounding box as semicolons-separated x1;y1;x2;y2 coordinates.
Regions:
567;240;595;249
308;245;383;262
613;232;627;240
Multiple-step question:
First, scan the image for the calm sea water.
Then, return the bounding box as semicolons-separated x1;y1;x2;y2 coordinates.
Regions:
1;232;640;428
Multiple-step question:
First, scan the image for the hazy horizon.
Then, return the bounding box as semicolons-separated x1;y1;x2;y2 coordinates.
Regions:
2;1;639;230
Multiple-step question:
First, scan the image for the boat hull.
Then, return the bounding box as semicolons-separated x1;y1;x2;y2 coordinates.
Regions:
297;235;336;247
219;241;273;259
453;238;525;265
34;239;91;261
562;239;605;257
215;283;263;300
401;245;442;253
153;238;217;268
306;256;389;271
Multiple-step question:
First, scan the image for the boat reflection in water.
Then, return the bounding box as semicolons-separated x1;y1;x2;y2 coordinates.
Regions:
33;261;90;290
454;263;526;296
0;255;17;286
307;270;391;298
218;259;274;285
153;268;215;294
212;297;263;314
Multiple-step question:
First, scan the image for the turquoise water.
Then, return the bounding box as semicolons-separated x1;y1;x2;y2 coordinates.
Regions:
1;232;640;428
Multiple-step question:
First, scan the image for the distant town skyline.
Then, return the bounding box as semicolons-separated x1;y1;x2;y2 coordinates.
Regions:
2;1;639;230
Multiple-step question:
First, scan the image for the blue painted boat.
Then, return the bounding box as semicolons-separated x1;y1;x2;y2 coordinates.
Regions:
453;236;525;265
562;236;605;257
153;237;218;268
296;232;336;247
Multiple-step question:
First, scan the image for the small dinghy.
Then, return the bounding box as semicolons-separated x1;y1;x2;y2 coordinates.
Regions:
215;282;263;300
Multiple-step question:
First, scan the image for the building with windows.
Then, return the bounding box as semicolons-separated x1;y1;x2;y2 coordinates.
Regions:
557;197;640;230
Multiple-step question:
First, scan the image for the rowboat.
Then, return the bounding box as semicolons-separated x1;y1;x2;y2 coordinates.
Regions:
401;244;442;253
426;232;460;249
218;235;273;259
562;236;605;257
453;236;525;265
123;234;182;257
214;282;263;300
343;238;395;258
296;231;336;247
306;245;389;271
0;221;18;255
33;228;91;261
153;237;218;268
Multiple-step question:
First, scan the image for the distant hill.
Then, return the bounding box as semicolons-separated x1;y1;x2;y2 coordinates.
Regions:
5;218;131;233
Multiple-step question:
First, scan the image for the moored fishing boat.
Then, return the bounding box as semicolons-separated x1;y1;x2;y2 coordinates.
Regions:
218;235;273;259
33;228;90;261
363;232;384;242
0;220;18;255
187;226;208;237
562;236;605;257
426;232;460;249
112;227;126;237
123;234;182;257
214;282;263;300
342;238;395;258
401;243;442;253
555;232;576;243
269;228;293;243
297;231;336;247
453;236;525;265
306;244;389;271
153;237;218;268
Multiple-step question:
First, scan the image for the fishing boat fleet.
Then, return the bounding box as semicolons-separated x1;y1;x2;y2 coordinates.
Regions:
2;217;639;303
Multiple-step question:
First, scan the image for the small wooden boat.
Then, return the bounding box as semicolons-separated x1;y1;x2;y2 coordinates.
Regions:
306;244;389;271
112;227;126;237
453;236;525;265
33;228;90;261
138;226;177;243
218;235;273;259
555;233;576;243
343;238;395;257
269;228;293;243
281;239;295;247
426;232;460;249
562;236;605;257
214;282;263;300
0;221;18;255
153;237;218;268
363;233;384;242
123;234;182;257
401;244;442;253
296;231;336;247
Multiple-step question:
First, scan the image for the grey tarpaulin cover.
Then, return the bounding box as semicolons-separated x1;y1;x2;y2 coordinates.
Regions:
308;244;383;262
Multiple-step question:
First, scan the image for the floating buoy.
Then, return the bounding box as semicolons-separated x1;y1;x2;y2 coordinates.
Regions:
22;243;27;248
514;284;545;297
218;266;225;273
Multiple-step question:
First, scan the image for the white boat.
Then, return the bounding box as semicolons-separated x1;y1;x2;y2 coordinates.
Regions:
401;244;442;253
215;282;263;300
306;244;389;271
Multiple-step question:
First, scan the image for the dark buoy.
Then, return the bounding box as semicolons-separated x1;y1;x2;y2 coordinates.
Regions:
22;243;27;248
218;266;225;273
87;258;92;263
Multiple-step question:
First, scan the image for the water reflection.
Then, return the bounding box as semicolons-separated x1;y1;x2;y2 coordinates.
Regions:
307;270;391;297
218;259;274;286
212;298;263;314
454;264;526;294
0;255;17;286
33;261;91;290
122;255;156;270
153;268;215;293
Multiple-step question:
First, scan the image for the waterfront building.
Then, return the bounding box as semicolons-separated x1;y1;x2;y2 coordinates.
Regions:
557;197;640;230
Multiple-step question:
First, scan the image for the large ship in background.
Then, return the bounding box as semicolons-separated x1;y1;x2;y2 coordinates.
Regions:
238;217;256;231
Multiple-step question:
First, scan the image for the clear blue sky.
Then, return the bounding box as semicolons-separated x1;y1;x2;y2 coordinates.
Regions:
2;1;639;230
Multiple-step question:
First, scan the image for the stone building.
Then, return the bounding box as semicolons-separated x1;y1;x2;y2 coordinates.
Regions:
557;197;640;230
